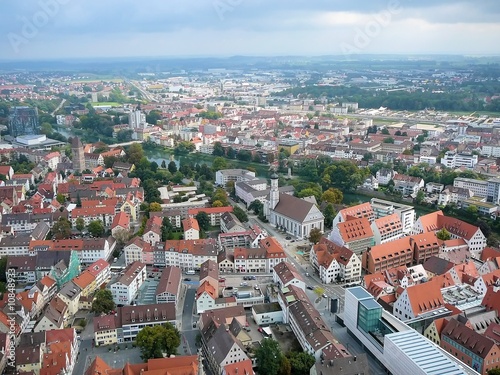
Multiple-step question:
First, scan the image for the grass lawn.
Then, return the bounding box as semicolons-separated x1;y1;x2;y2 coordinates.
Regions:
170;231;183;240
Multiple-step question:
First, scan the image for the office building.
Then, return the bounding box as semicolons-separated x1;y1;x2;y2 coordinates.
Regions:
8;106;40;137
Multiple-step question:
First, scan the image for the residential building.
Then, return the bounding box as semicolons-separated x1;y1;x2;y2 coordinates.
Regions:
196;281;217;314
329;216;375;256
273;261;304;291
220;212;246;234
93;315;118;347
157;239;219;271
414;211;487;258
443;151;478;169
487;178;500;205
187;206;234;226
438;186;474;206
215;169;256;186
362;236;414;274
182;217;200;240
34;297;68;332
393;174;424;197
85;259;111;288
310;237;361;284
370;213;404;244
155;266;182;304
124;237;152;265
109;261;147;305
376;168;397;185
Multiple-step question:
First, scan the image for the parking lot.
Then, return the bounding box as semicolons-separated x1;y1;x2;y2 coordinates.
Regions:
136;278;158;305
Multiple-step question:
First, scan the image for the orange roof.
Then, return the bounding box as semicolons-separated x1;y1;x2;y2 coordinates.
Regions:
72;271;96;289
182;217;200;232
224;359;254;375
259;236;285;255
85;356;112;375
71;206;115;217
483;286;500;313
418;211;481;240
86;259;110;278
373;213;402;236
338;217;373;242
39;275;56;288
405;278;445;317
196;280;216;300
81;198;119;208
111;211;130;229
338;202;374;221
481;247;500;261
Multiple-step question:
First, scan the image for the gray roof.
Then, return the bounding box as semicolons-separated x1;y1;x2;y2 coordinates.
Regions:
36;251;71;269
273;193;322;223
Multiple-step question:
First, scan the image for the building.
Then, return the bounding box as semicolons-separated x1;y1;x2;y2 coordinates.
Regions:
71;137;85;173
443;151;478;169
187;206;234;226
265;173;324;239
182;217;200;240
8;106;40;137
370;213;404;244
329;216;375;256
86;355;200;375
109;261;147;305
393;174;424;197
155;266;182;304
93;315;118;347
273;261;304;290
487;178;500;205
362;237;414;274
129;110;146;128
310;237;361;284
438;186;474;206
344;287;479;375
370;198;415;235
215;169;256;186
453;178;488;198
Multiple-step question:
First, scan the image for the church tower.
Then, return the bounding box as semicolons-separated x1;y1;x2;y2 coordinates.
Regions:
71;136;85;173
269;172;279;210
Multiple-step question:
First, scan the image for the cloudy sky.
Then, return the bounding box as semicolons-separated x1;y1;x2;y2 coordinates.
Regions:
1;0;500;60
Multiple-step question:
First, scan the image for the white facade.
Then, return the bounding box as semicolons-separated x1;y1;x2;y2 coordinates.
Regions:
124;242;143;265
78;239;115;264
215;169;256;186
453;177;488;198
109;263;147;305
196;291;216;314
443;151;478;169
482;144;500;158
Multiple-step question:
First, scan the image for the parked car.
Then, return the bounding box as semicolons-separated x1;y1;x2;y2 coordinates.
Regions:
322;293;328;298
219;278;226;282
240;282;248;286
254;285;260;290
184;278;192;281
306;285;314;290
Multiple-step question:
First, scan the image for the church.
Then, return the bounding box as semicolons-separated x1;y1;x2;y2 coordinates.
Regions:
264;173;324;239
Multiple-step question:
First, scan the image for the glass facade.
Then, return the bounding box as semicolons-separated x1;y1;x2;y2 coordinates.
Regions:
357;298;382;333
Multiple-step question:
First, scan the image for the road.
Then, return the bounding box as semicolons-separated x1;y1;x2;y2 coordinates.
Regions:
51;98;66;116
180;287;198;355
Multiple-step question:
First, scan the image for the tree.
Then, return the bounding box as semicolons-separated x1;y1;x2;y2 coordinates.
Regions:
136;323;180;360
233;205;248;222
287;351;316;375
91;289;115;315
279;356;292;375
488;369;500;375
56;193;66;205
212;142;225;157
41;122;53;135
255;338;283;375
87;220;105;237
75;217;85;231
127;143;144;165
168;161;177;174
236;149;252;162
212;188;229;206
161;160;167;169
308;227;322;244
415;190;425;205
52;218;72;239
212;200;223;207
195;211;210;231
436;228;451;241
226;147;236;159
323;204;336;229
383;137;395;144
321;188;343;204
313;286;325;299
149;202;162;212
146;110;162;125
248;200;264;215
212;157;228;172
0;257;7;283
381;128;390;135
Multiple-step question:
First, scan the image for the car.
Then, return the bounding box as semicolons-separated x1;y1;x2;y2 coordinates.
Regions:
249;275;256;280
240;282;248;286
306;285;314;290
322;293;328;299
285;236;291;240
254;285;260;290
305;272;310;277
226;286;233;290
184;278;192;281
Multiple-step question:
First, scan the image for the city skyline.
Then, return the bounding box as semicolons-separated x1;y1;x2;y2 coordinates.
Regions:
1;0;500;61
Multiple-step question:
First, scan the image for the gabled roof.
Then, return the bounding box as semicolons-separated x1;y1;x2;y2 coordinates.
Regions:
272;193;322;223
338;202;374;222
274;261;303;285
196;280;216;300
182;217;200;232
338;217;373;242
442;318;495;359
156;266;181;296
404;278;445;317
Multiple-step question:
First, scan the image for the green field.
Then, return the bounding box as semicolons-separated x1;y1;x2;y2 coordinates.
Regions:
91;102;123;107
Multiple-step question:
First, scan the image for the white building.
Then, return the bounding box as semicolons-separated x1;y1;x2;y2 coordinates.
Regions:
109;261;146;305
215;169;256;186
265;173;324;239
370;213;404;244
443;151;478;169
453;177;488;198
371;198;415;235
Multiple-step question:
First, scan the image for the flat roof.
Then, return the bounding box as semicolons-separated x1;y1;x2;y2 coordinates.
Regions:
347;286;373;300
360;298;381;310
386;330;476;375
252;302;281;314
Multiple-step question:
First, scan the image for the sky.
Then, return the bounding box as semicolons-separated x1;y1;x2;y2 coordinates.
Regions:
1;0;500;60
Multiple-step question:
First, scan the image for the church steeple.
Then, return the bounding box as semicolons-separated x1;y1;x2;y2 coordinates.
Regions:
269;172;279;210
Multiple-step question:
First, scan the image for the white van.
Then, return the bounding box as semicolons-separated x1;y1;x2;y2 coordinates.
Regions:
186;270;196;275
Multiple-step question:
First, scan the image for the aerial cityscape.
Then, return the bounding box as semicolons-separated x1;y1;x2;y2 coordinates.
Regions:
1;2;500;375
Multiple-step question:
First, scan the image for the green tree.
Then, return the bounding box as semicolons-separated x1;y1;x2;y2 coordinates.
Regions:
149;202;162;212
87;220;105;237
212;188;229;206
212;157;228;172
255;338;283;375
161;160;167;169
236;149;252;162
381;128;390;135
321;188;343;204
146;110;162;125
212;142;225;157
279;356;292;375
195;212;211;231
75;217;85;231
383;137;395;144
41;122;53;135
323;204;336;229
322;160;368;192
415;190;425;204
52;218;72;239
91;289;115;315
233;205;248;223
226;147;236;159
436;228;451;241
488;369;500;375
168;161;178;174
287;351;316;375
103;156;119;169
248;200;264;215
313;286;325;299
127;143;144;165
136;323;180;360
56;193;66;205
308;227;322;244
